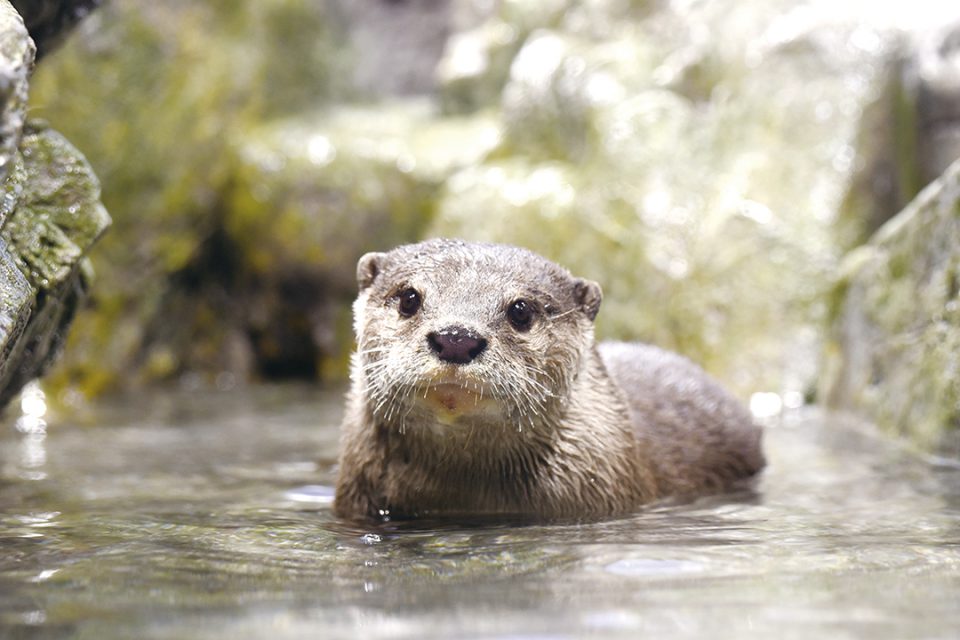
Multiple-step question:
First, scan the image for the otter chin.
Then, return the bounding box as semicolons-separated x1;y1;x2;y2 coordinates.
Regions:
334;239;765;521
420;381;497;423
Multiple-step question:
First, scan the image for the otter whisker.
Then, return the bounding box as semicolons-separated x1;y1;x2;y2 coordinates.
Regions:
549;307;579;320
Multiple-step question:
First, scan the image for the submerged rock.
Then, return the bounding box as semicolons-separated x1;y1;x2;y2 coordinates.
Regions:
821;159;960;454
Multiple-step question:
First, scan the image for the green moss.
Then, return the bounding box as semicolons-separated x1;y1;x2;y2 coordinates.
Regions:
0;122;108;286
0;117;109;406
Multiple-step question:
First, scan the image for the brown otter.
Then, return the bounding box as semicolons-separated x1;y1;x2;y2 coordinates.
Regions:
334;239;764;521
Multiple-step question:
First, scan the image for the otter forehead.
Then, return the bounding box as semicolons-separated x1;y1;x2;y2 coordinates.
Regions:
374;239;575;300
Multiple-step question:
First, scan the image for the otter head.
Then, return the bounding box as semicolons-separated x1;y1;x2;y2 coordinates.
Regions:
351;239;602;434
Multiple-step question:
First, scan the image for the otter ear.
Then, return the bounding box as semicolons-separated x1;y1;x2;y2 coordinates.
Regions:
357;252;387;291
573;278;602;321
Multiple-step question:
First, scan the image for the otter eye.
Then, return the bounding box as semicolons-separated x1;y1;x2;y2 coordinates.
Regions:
397;288;422;317
507;299;534;331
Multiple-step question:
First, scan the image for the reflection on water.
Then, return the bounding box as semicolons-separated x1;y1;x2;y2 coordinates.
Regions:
1;385;959;639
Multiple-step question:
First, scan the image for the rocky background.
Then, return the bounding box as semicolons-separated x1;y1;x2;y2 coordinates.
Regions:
4;0;959;454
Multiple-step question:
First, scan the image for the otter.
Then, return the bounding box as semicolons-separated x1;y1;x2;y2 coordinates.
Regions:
334;239;764;521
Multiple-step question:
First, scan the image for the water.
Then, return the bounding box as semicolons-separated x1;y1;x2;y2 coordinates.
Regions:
1;385;958;639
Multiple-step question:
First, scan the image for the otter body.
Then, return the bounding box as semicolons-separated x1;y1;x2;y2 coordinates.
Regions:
334;239;764;520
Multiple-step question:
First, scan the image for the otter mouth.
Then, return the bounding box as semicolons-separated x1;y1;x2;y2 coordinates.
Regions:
420;381;496;422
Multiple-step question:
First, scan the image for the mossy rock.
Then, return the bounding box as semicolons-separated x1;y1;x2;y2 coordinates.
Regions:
821;159;960;453
0;123;110;408
2;124;110;287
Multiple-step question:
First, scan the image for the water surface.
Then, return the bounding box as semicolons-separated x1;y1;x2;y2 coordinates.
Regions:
1;385;958;639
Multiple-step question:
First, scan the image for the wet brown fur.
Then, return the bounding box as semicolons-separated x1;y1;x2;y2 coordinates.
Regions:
334;239;764;520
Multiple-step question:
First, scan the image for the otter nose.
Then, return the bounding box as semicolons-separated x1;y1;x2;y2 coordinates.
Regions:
427;326;487;364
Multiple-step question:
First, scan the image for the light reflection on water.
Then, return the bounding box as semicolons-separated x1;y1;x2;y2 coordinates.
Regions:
1;384;958;639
